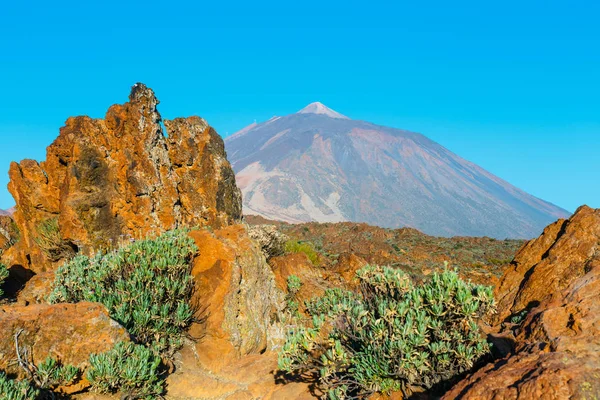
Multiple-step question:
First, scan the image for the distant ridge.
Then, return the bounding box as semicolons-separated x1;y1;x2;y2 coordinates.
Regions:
0;207;14;217
225;103;570;239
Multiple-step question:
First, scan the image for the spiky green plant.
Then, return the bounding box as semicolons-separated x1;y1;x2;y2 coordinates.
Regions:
48;229;198;357
0;372;39;400
285;240;320;266
278;265;496;399
87;341;164;399
0;263;8;298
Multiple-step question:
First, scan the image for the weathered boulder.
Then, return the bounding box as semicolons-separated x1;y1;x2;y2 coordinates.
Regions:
443;206;600;399
7;83;242;272
0;302;129;380
15;271;55;305
187;225;283;372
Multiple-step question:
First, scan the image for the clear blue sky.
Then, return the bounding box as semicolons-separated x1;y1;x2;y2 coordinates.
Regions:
1;0;598;212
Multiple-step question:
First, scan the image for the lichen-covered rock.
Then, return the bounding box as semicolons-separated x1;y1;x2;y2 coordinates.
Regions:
187;225;283;372
0;302;129;380
0;215;18;254
444;206;600;400
15;271;55;305
247;224;288;259
7;83;242;272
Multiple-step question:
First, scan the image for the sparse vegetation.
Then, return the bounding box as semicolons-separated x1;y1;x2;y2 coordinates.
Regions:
285;240;320;266
87;341;164;399
0;263;8;297
48;229;198;357
285;275;303;316
34;218;76;262
278;265;495;399
25;356;79;392
259;218;525;285
0;372;39;400
12;329;80;396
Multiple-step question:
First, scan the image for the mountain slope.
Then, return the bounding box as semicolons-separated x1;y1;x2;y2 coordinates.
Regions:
0;207;14;217
225;104;570;238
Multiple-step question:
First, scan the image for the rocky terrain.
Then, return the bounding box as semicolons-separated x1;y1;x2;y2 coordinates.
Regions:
225;103;570;239
444;205;600;399
245;215;524;287
0;84;597;399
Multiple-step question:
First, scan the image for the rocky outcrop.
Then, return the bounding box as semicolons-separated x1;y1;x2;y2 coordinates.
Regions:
187;225;283;372
7;83;242;272
495;205;600;323
443;206;600;399
0;302;129;381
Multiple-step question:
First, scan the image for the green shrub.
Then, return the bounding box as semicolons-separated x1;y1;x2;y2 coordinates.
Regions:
285;275;303;316
0;372;39;400
278;265;495;399
32;356;79;390
0;263;8;298
0;355;78;400
34;218;76;262
48;229;198;356
87;341;164;399
285;240;320;266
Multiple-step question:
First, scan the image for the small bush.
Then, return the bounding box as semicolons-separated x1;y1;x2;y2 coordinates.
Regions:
278;265;495;399
49;229;198;357
34;218;76;262
285;275;303;316
87;341;164;399
0;263;8;297
285;240;320;266
0;372;39;400
32;356;79;390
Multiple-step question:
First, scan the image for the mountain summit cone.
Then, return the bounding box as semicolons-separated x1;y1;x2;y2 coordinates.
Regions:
297;102;349;119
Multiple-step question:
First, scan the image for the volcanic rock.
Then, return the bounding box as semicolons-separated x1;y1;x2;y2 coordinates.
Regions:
247;224;289;260
0;302;129;382
443;205;600;399
7;83;242;272
270;252;328;314
495;205;600;323
0;215;18;254
187;225;283;371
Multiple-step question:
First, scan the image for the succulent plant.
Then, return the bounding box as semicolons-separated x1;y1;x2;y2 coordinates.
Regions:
48;229;198;357
87;341;164;399
0;372;39;400
278;265;496;399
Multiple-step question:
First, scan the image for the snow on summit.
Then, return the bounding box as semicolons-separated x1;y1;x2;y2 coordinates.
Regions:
297;102;349;119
